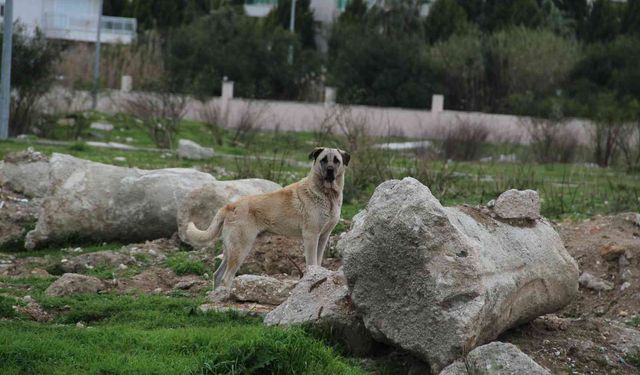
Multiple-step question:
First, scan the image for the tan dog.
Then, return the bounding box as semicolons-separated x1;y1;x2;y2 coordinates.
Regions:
186;147;350;289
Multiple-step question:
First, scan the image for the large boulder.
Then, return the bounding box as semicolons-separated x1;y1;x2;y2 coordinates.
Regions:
337;178;579;372
25;153;216;249
177;179;281;245
45;273;106;297
230;275;297;305
264;266;376;356
440;342;550;375
177;139;214;160
0;148;50;197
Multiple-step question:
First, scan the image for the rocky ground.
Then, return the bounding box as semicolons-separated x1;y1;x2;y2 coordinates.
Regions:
1;186;640;374
502;213;640;375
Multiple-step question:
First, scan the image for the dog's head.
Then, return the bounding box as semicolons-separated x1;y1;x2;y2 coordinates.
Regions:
308;147;350;187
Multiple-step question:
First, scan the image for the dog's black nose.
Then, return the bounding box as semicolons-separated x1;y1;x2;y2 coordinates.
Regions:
325;167;335;181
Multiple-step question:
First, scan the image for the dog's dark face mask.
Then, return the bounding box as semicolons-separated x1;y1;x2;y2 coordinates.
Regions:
308;147;351;186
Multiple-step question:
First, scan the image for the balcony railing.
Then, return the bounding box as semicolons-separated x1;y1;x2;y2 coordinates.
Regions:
43;13;136;39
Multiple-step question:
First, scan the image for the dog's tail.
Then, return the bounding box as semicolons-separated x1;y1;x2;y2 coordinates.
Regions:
186;207;226;245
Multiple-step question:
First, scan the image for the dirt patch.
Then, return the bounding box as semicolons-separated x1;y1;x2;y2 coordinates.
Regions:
112;266;206;295
13;296;53;322
115;267;179;294
557;213;640;321
499;213;640;374
124;236;182;256
239;235;341;277
503;315;640;374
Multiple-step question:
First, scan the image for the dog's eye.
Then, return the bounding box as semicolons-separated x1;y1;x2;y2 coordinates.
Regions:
334;157;340;164
321;156;328;163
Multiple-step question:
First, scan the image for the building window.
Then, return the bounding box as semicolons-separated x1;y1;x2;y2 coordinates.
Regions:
1;5;4;17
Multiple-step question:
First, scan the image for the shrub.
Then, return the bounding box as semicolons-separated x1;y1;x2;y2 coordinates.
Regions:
4;24;62;136
524;117;579;163
404;153;457;198
230;101;268;145
438;118;490;161
123;89;186;149
232;149;296;187
312;107;340;146
330;107;396;202
615;100;640;172
199;101;226;146
588;93;629;167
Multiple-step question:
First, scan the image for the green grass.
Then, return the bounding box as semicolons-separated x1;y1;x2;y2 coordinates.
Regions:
0;288;364;375
626;353;640;368
0;321;364;375
0;276;55;296
626;315;640;328
166;253;208;276
0;295;18;319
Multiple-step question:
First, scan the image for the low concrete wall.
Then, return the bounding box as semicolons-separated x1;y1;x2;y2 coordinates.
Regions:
41;87;593;145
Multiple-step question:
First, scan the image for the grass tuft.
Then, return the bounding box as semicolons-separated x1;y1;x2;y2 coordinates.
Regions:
166;253;207;276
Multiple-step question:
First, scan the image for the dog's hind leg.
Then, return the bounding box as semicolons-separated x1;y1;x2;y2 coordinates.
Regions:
213;258;227;290
218;226;258;289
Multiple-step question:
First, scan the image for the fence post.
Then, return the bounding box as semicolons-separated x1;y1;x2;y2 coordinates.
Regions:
222;79;234;100
221;78;234;127
431;94;444;113
324;86;336;107
120;75;132;93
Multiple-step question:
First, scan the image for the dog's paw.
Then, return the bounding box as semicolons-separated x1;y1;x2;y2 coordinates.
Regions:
206;286;231;303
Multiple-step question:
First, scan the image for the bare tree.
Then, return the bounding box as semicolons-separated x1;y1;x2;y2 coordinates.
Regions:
524;117;578;163
313;107;339;146
617;120;640;172
437;117;489;161
230;101;268;145
123;91;186;149
200;100;226;146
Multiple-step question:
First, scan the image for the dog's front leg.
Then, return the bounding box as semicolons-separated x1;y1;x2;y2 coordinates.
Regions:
316;231;331;266
302;231;319;266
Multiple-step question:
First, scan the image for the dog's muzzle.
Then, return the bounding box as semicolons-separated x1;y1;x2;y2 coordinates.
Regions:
325;167;335;182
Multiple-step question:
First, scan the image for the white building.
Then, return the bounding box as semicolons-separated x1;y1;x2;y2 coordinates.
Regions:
0;0;136;44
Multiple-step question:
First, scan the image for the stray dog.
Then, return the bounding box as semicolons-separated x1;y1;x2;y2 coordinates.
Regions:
186;147;350;289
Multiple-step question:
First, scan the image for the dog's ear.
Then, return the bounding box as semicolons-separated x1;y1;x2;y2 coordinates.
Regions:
339;150;351;166
308;147;324;161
